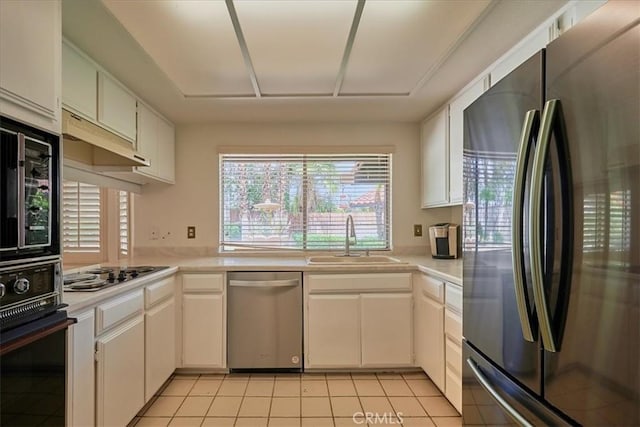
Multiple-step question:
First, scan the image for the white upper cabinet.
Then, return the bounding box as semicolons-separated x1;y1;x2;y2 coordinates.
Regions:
0;0;60;133
97;72;137;142
157;117;176;183
448;76;489;205
492;27;550;86
421;106;450;208
62;41;97;121
135;102;176;184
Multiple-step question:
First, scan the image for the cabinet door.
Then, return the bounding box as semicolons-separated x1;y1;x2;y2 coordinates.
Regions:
157;117;175;183
421;294;445;391
96;316;145;427
449;77;488;204
421;106;449;207
0;0;60;131
67;310;95;427
361;293;413;367
307;294;360;368
136;102;159;177
62;42;97;121
182;293;224;367
98;72;137;142
145;298;176;401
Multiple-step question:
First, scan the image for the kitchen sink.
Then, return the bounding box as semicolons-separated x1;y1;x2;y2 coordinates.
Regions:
306;255;406;265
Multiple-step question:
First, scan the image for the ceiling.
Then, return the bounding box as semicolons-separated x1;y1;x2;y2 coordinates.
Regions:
62;0;567;123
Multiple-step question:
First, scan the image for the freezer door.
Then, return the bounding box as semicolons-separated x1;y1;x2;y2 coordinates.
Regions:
227;272;302;370
543;2;640;425
462;51;543;393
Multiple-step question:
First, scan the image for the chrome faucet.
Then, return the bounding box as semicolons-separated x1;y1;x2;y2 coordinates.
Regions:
344;214;358;256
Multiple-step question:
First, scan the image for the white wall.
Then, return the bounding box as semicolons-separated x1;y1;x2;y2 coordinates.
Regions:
133;122;454;254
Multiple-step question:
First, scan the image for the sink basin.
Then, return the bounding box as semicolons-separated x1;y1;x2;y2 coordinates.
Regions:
306;255;406;265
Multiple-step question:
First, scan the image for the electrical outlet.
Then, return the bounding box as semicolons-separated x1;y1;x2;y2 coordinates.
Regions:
187;226;196;239
413;224;423;237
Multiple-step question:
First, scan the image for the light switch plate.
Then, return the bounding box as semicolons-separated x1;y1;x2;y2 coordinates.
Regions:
413;224;423;237
187;226;196;239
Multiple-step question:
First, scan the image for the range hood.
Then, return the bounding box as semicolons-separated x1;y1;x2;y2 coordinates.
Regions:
62;109;150;171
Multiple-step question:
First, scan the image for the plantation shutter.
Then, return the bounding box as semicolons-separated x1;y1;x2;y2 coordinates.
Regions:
119;191;129;256
62;181;101;252
220;153;391;251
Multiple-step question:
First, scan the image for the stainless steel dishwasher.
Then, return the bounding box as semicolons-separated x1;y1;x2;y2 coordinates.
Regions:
227;272;302;371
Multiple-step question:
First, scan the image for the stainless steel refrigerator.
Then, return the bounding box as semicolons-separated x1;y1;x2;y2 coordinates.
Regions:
462;1;639;425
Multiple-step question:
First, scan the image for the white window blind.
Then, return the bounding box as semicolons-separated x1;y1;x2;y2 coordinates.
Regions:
119;191;129;256
62;181;101;253
220;154;391;251
463;151;516;251
583;189;631;253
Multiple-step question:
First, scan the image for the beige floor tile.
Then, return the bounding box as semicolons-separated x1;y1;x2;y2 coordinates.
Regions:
199;374;225;381
359;396;393;414
431;416;462;427
301;417;334;427
333;417;360;426
301;373;326;380
238;397;271;417
379;380;413;397
330;396;362;417
376;373;404;380
402;417;435;426
302;380;329;397
162;380;197;396
268;417;302;427
270;397;301;417
216;380;248;396
145;396;185;417
406;380;441;397
275;374;301;381
139;397;159;416
402;372;429;380
417;397;459;417
301;397;332;417
353;380;385;396
207;396;242;417
327;380;356;396
136;417;171;427
190;380;222;397
246;379;275;396
388;396;427;417
201;417;235;426
251;374;276;381
168;417;204;426
349;373;378;380
174;374;201;380
235;417;268;427
325;373;352;379
176;397;214;417
224;373;251;381
274;381;301;397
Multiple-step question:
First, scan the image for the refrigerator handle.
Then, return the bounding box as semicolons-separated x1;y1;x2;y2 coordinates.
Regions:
512;109;539;343
467;358;534;427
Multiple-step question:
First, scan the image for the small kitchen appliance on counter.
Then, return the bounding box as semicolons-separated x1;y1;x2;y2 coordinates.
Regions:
428;223;460;259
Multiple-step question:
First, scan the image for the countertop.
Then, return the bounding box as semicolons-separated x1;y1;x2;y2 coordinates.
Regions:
63;255;462;313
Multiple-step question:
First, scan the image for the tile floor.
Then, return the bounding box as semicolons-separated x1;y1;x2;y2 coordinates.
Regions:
129;372;461;427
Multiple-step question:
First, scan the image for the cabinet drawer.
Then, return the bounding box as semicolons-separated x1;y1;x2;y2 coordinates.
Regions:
445;336;462;376
308;273;411;293
416;274;444;303
445;366;462;414
445;283;462;313
96;290;143;335
182;273;224;293
444;308;462;343
145;277;175;308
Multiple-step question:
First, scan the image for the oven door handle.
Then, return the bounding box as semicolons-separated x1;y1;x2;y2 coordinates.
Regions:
17;132;26;248
0;317;76;356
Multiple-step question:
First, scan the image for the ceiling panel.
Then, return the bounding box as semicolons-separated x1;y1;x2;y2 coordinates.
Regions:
103;0;253;96
340;0;492;95
234;0;357;95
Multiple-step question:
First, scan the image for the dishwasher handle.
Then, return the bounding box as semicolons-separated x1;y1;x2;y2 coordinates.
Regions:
229;279;299;288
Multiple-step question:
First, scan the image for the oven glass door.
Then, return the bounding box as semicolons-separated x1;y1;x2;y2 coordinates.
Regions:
1;127;19;252
21;136;52;248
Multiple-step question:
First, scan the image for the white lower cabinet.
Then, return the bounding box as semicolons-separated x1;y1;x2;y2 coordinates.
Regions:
307;294;360;368
145;297;176;401
444;282;463;414
305;273;413;369
96;315;145;427
181;273;226;368
418;292;445;390
67;310;95;427
361;293;413;367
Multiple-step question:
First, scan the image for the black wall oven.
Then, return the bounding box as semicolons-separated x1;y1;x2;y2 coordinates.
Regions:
1;115;60;266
